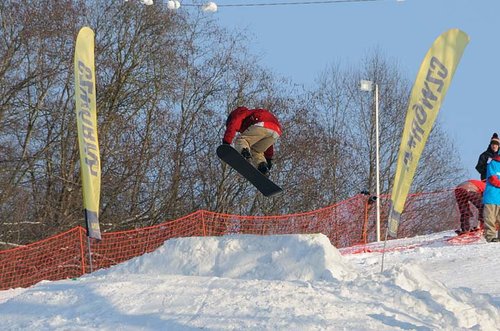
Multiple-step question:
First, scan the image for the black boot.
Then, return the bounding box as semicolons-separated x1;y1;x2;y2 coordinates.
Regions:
241;148;251;160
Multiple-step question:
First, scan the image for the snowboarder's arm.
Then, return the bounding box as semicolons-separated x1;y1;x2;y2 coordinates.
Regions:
223;108;247;144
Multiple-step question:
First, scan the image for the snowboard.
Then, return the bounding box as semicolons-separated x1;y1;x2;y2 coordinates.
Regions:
217;144;283;197
445;229;484;245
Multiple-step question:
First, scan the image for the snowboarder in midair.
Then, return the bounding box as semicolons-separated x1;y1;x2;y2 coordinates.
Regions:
222;106;282;176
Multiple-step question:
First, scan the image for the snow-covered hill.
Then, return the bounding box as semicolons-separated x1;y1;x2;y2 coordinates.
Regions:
0;231;498;330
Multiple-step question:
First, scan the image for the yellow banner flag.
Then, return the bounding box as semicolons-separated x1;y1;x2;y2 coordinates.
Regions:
74;27;101;240
388;29;469;237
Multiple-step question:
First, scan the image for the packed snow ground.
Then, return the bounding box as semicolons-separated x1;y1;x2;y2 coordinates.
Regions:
0;231;499;330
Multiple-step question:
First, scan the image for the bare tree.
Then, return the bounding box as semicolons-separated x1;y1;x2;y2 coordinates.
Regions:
0;0;84;245
0;2;466;248
311;51;464;199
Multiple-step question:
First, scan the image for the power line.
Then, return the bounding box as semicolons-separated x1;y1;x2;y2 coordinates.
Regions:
183;0;384;8
218;0;379;7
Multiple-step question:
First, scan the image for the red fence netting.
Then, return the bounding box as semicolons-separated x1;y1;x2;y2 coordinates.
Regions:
1;188;480;290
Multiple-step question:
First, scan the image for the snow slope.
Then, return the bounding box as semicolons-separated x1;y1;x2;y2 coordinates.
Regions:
0;231;498;330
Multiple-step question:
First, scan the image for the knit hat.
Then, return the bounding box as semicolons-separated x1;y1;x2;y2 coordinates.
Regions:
490;133;500;146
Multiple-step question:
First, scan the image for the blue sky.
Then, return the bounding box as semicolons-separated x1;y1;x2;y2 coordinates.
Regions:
208;0;498;180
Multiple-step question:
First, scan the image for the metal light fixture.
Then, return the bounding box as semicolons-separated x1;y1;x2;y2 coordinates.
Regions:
360;80;381;242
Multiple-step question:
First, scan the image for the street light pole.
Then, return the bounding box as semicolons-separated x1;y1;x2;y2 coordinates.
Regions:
374;83;380;242
360;80;381;242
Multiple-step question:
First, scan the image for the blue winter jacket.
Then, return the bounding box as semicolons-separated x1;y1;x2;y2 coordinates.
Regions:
483;156;500;205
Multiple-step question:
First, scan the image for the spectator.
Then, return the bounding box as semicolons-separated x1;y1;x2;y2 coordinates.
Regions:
454;179;485;234
475;133;500;180
482;154;500;242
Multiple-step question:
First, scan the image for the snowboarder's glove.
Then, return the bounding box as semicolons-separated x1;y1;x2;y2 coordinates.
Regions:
241;148;251;160
222;139;230;145
258;162;270;177
266;158;273;170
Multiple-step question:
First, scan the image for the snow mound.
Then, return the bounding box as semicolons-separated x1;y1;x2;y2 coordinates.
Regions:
382;265;499;330
1;232;499;330
104;233;354;281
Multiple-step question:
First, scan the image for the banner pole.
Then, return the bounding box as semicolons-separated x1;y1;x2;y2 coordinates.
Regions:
87;236;94;273
75;26;102;241
387;29;469;238
380;226;389;273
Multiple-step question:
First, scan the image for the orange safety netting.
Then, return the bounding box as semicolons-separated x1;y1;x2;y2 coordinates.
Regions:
0;188;482;291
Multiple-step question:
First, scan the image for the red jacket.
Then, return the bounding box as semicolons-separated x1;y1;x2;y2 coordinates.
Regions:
223;107;282;159
467;179;486;193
